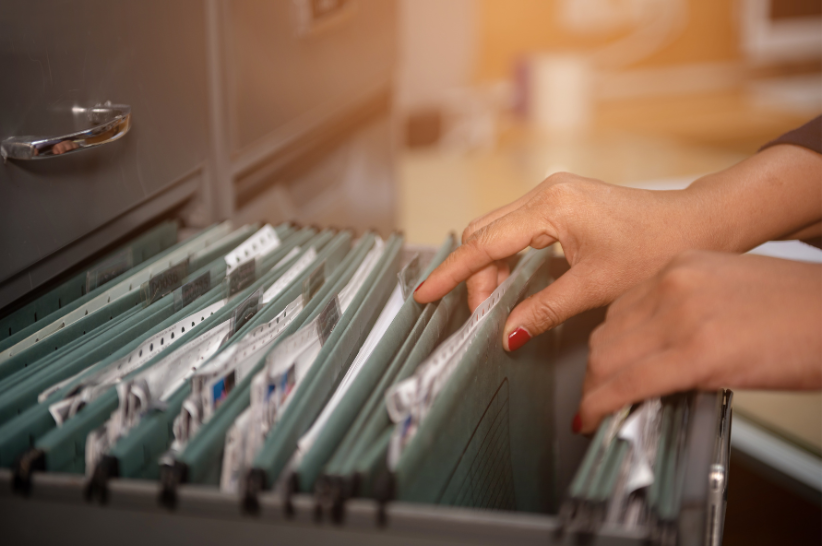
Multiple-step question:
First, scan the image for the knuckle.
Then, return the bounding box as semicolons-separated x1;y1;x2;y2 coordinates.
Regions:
462;220;482;243
659;265;698;295
468;228;497;256
541;176;575;201
535;175;594;217
538;172;567;188
527;295;564;331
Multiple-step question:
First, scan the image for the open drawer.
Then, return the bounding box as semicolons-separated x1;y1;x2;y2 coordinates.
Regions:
0;234;733;546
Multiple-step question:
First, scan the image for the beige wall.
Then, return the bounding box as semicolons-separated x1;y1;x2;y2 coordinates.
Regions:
476;0;742;81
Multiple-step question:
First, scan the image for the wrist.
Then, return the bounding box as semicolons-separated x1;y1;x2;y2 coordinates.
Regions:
682;146;822;252
678;176;748;253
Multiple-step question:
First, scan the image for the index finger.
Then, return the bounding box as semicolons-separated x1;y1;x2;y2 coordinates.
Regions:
415;205;558;303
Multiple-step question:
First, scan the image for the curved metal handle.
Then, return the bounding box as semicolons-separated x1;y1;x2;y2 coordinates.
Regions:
1;102;131;162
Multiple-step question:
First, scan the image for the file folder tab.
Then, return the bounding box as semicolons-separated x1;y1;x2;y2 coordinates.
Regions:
85;248;134;294
230;289;263;337
317;297;341;346
228;261;257;296
141;260;190;306
174;272;212;311
303;260;327;306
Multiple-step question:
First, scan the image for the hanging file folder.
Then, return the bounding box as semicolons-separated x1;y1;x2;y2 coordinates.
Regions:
85;228;335;488
294;234;457;495
244;233;404;500
0;220;178;343
18;227;320;477
158;230;369;497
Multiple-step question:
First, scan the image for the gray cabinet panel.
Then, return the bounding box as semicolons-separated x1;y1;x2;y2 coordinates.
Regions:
226;0;397;153
0;0;209;285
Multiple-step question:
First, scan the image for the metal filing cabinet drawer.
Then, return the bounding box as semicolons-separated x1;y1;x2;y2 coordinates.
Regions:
0;0;209;307
224;0;396;156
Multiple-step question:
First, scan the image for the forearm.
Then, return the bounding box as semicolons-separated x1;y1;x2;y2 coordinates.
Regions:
683;144;822;252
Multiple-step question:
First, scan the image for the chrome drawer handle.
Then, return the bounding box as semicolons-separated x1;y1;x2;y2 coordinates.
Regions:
1;102;131;162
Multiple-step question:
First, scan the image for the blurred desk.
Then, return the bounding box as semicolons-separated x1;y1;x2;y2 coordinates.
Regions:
398;90;813;246
398;129;747;246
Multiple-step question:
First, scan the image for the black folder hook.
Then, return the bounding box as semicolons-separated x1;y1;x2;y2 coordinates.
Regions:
283;471;299;519
84;456;119;504
243;468;265;515
158;461;187;510
12;449;45;497
330;476;346;525
374;471;396;528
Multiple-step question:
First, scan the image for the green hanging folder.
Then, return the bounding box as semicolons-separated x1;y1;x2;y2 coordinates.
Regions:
0;287;230;469
0;224;291;399
0;224;265;389
0;223;261;381
567;415;614;502
92;229;339;483
0;306;143;397
26;229;329;475
294;234;457;492
0;224;288;426
323;302;438;480
109;384;193;481
248;233;404;492
329;279;469;477
647;405;673;515
170;231;374;487
0;298;178;427
391;247;557;514
0;222;236;362
0;228;311;469
324;281;469;500
0;220;178;343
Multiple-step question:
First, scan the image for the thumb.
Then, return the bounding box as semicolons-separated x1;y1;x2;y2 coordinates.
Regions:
502;263;604;351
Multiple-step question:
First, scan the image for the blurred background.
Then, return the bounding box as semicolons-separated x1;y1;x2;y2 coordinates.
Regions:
396;0;820;243
392;1;821;544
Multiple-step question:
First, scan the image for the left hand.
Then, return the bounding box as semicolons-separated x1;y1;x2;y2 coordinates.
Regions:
578;250;822;434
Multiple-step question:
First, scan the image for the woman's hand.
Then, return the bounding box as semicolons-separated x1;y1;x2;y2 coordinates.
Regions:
414;145;822;352
414;172;728;349
578;251;822;433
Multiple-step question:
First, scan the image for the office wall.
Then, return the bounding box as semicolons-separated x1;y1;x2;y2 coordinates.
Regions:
397;0;478;111
476;0;742;82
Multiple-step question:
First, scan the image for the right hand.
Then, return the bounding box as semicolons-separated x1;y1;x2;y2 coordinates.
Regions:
413;172;726;350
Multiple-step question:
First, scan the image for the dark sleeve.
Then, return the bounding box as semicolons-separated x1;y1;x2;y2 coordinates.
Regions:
760;116;822;249
759;115;822;154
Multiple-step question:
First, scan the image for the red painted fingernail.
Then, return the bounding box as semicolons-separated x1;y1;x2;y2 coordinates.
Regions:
414;281;424;293
507;327;531;351
572;413;582;434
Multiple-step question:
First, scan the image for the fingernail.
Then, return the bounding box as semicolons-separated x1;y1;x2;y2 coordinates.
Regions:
572;413;582;434
414;281;424;293
507;327;531;351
